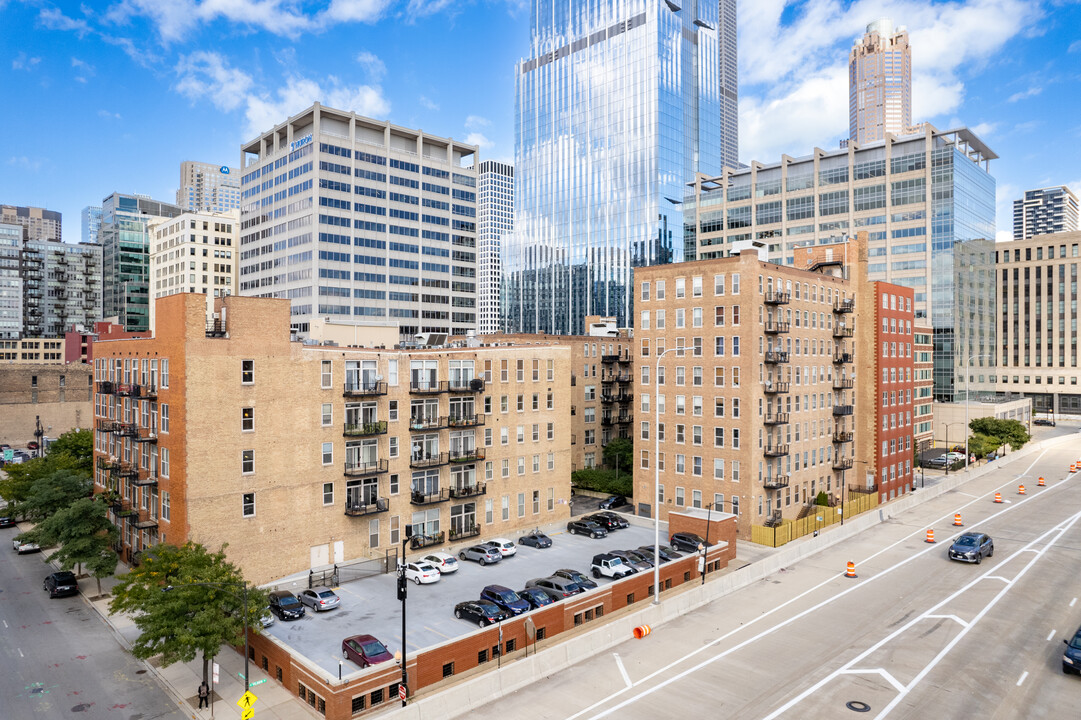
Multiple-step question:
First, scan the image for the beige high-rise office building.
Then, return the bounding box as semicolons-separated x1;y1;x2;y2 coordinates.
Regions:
849;18;913;145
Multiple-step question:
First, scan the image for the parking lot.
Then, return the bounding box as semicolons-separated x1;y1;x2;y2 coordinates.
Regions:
263;520;658;676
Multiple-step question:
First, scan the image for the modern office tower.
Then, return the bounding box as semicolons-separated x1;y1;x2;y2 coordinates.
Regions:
996;230;1081;415
82;206;103;244
478;161;512;334
719;0;739;170
177;161;241;213
1013;186;1079;239
506;0;723;335
683;125;997;402
148;210;239;332
913;326;934;452
0;223;22;339
1;204;62;242
239;103;480;339
99;193;182;332
849;18;913;145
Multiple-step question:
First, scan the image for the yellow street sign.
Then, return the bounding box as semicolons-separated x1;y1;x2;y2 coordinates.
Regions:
237;690;259;709
241;709;255;720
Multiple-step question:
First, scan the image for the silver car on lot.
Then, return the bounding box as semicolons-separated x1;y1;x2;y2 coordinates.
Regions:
459;545;502;565
298;588;341;611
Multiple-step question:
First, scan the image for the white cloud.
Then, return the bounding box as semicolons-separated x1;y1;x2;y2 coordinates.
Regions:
8;156;43;172
996;230;1012;242
71;56;95;82
419;95;439;111
1007;85;1042;102
1070;40;1081;53
406;0;457;16
323;0;391;23
12;52;41;70
465;115;490;131
38;7;92;36
970;121;997;137
464;132;492;148
175;51;254;112
355;51;386;81
98;109;123;120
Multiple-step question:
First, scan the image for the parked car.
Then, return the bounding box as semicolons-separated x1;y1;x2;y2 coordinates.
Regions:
948;532;994;564
298;588;341;611
268;590;306;620
259;609;275;628
621;549;656;568
925;456;950;468
459;545;502;565
404;561;441;585
598;495;627;510
945;451;966;462
43;571;78;598
479;585;531;616
669;532;708;553
567;520;608;538
422;552;459;573
590;553;634;580
1063;624;1081;674
583;513;623;531
12;537;40;554
482;538;517;557
454;600;510;627
518;531;552;548
26;441;39;450
342;634;394;668
595;511;629;529
525;576;584;599
517;587;556;609
552;568;598;589
637;544;683;562
609;550;651;573
1034;418;1056;427
0;516;16;529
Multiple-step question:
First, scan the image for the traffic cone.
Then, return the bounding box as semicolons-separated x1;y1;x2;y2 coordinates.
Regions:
925;528;936;543
1019;484;1026;495
993;492;1003;503
633;625;651;639
845;561;857;578
1038;477;1046;487
1072;464;1077;473
953;513;963;526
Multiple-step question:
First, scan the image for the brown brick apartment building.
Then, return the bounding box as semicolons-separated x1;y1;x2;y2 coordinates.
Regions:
92;294;572;583
0;363;93;446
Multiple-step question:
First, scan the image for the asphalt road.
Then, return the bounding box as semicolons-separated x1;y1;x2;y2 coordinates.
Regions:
0;526;186;720
467;436;1081;720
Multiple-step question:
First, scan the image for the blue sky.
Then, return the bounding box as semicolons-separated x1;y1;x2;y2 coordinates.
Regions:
2;0;1079;242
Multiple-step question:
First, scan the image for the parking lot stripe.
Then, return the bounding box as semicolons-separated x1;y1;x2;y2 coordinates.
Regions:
613;654;632;689
1048;629;1056;641
1071;597;1078;608
425;626;450;640
1016;671;1029;686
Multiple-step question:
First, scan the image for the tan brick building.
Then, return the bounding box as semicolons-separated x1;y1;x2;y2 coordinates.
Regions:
0;363;92;445
91;294;572;583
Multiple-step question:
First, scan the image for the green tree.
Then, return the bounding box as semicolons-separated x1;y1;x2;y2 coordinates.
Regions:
0;457;44;507
21;496;118;595
45;429;94;475
969;417;1031;453
602;437;633;473
109;542;269;686
814;491;830;506
571;467;633;497
0;429;94;512
966;433;1000;460
16;469;92;524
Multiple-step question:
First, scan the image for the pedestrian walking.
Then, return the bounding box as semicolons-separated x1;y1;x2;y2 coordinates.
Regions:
197;681;210;708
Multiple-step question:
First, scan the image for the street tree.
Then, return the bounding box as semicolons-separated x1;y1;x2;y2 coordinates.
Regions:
602;437;633;473
109;542;269;686
16;469;92;523
45;429;94;475
22;496;118;595
0;428;94;512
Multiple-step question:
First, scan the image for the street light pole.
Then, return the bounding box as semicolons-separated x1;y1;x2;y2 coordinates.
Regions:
654;347;680;605
397;527;412;706
964;353;995;472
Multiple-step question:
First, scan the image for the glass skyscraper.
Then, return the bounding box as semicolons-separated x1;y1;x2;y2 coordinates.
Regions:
505;0;724;335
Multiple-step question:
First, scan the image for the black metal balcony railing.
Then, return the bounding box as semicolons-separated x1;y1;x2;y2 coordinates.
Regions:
133;515;159;531
833;352;853;364
449;448;485;463
448;413;485;428
410;380;448;394
833;378;854;390
833;430;854;443
114;423;139;438
448;524;481;541
601;354;621;364
206;320;227;338
833;325;854;338
141;384;158;399
409;416;447;431
449;482;487;499
96;419;117;433
448;378;485;393
764;412;789;425
343;421;388;437
615;392;633;402
764;444;790;457
764;291;790;305
764;381;791;394
344;497;389;517
133;471;159;487
601;415;615;426
764;475;790;490
136;426;158;443
410;452;448;469
833;457;854;471
343;459;389;477
115;384;135;397
409;531;446;550
97;381;116;395
117;463;138;480
343;380;388;397
410;488;450;505
833;405;854;416
764;351;790;364
834;299;855;313
616;414;632;424
97;456;120;471
848;483;878;495
764;321;791;334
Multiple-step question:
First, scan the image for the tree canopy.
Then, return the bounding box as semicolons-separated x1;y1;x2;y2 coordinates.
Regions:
15;469;92;523
969;417;1031;454
0;428;93;510
22;496;118;595
602;437;633;473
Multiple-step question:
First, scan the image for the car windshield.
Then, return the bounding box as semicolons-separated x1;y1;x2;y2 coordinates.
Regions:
279;597;301;607
477;602;502;614
1070;633;1081;650
417;564;435;571
361;640;388;656
497;590;519;602
317;591;336;598
955;536;978;546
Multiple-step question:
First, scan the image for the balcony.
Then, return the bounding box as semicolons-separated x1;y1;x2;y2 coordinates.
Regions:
115;384;135;397
615;392;633;402
848;483;878;495
343;380;388;397
410;452;448;469
97;381;115;395
833;325;854;338
409;531;446;550
141;384;158;399
833;457;854;471
410;488;450;505
410;380;448;394
616;414;632;424
343;421;388;437
764;321;790;334
833;352;852;364
409;416;447;432
134;468;158;487
133;514;159;531
448;413;485;428
449;448;485;463
113;423;139;438
833;378;854;390
136;426;158;443
448;378;485;393
763;444;790;457
96;456;120;471
601;354;625;364
618;373;632;383
449;482;487;499
206;320;227;338
833;430;854;443
763;412;789;425
833;405;854;416
344;497;389;517
763;475;790;490
601;415;615;426
764;350;790;364
344;459;389;477
764;291;790;305
763;381;790;394
117;463;138;480
834;299;855;314
448;524;481;541
96;419;117;433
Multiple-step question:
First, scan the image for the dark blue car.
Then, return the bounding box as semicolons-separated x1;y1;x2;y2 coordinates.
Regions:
479;584;531;615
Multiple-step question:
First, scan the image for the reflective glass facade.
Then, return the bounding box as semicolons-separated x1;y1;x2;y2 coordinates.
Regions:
506;0;722;335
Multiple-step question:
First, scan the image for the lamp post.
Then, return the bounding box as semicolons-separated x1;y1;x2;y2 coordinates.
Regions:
943;422;965;475
964;353;995;472
396;526;413;706
653;347;682;605
163;581;251;695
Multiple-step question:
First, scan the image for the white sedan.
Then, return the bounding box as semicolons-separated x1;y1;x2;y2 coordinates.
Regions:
13;538;40;554
422;552;459;574
482;538;517;557
404;561;441;585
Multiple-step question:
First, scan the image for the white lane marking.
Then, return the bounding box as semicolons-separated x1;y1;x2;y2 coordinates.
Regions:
567;447;1064;720
613;653;632;689
2;620;6;628
1048;629;1056;642
983;576;1010;583
923;614;969;628
1071;597;1078;608
18;648;23;658
1017;671;1029;687
840;668;906;693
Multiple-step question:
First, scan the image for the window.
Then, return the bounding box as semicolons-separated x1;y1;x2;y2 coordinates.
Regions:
322;442;333;465
321;360;332;388
242;407;254;431
161;448;170;477
162;492;170;520
322;403;332;426
242;450;254;474
641;281;650;300
160;404;170;433
242;493;255;517
323;482;334;505
675;487;685;505
241;359;254;384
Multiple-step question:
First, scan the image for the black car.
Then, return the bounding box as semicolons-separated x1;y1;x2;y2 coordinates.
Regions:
610;550;651;572
525;576;584;598
567;520;608;538
637;544;683;562
1064;624;1081;674
517;587;556;609
453;600;510;628
1034;418;1056;427
596;511;629;529
518;531;553;548
552;568;598;590
948;532;993;563
598;495;627;510
44;571;78;598
268;590;306;620
621;549;656;567
0;517;16;529
583;513;622;531
670;532;709;553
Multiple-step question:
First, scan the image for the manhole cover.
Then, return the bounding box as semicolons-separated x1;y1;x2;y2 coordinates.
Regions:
846;701;871;712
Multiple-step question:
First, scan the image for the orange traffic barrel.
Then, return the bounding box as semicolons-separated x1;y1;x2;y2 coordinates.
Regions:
953;513;963;526
633;625;651;639
1018;484;1026;495
925;528;936;543
993;492;1002;503
845;561;857;578
1038;477;1046;487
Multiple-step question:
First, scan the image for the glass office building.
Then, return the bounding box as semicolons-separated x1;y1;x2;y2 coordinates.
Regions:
505;0;723;335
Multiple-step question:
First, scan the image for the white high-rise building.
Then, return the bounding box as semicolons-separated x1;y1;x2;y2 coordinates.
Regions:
1013;186;1079;240
478;161;512;334
719;0;739;170
849;18;914;145
177;161;241;213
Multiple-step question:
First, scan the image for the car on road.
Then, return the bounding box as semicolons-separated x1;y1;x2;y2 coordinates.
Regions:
669;532;709;553
404;561;441;585
13;537;40;554
298;588;341;611
1034;418;1056;427
525;576;584;599
479;585;531;616
342;634;394;668
567;519;608;538
552;568;598;589
598;495;627;510
637;544;683;563
1063;624;1081;674
268;590;306;620
595;511;629;529
518;531;552;548
44;571;78;598
26;441;39;450
459;545;502;565
422;552;459;573
583;513;624;531
609;550;651;573
518;587;556;609
948;532;993;563
0;516;16;529
482;538;517;557
925;455;950;468
454;600;510;627
590;553;634;580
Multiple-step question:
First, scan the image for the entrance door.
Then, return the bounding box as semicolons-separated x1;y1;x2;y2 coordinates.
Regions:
310;544;330;568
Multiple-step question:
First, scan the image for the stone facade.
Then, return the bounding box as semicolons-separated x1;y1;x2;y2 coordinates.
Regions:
0;363;93;445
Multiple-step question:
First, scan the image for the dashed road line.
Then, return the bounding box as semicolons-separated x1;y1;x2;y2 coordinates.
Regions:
1048;629;1056;641
1071;597;1078;608
1016;671;1029;687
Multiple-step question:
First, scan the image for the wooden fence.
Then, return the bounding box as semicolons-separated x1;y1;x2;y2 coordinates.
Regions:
750;491;880;547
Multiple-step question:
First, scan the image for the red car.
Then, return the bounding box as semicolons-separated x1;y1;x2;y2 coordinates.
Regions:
342;634;393;668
